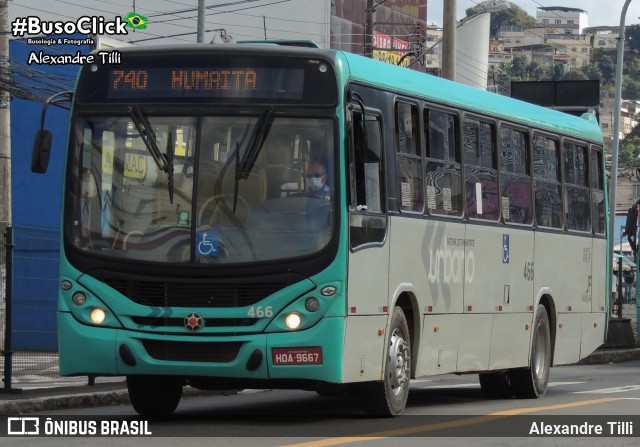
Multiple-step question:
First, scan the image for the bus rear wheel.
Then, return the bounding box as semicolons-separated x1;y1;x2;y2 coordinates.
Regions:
508;305;551;398
361;307;411;417
127;375;184;415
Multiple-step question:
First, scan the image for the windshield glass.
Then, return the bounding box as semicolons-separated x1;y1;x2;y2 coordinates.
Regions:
67;114;335;264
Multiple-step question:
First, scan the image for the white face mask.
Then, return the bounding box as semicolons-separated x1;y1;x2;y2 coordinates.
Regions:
309;177;325;191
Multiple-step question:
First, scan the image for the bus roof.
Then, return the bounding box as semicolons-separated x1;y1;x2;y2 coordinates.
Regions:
338;51;604;144
87;44;602;144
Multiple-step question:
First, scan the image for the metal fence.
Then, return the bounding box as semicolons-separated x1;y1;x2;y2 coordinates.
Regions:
1;224;83;389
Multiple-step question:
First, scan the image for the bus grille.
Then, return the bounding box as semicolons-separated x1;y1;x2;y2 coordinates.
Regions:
142;340;243;363
131;317;257;328
105;280;286;308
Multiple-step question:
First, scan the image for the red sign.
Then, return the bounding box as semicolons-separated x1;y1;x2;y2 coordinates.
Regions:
373;31;410;54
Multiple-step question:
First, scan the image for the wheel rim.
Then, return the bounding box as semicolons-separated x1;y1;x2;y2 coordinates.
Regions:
533;322;548;380
387;328;410;396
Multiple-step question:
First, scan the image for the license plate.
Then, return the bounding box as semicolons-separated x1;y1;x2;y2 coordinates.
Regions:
272;347;323;365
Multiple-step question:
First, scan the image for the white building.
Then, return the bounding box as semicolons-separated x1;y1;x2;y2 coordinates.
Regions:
587;27;620;51
536;6;588;35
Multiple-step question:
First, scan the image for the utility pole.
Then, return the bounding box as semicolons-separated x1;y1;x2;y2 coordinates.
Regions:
442;0;457;80
364;0;374;58
608;0;635;336
0;0;11;226
197;0;205;43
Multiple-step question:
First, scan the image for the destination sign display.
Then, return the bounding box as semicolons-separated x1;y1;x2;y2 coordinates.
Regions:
76;52;338;105
107;67;304;100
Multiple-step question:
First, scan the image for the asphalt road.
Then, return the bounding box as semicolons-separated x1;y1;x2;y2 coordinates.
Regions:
3;360;639;447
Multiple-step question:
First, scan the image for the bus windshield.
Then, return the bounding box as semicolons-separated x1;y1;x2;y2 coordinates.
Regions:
67;114;335;264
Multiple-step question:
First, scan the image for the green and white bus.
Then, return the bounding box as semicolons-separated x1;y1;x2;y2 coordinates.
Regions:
33;43;608;416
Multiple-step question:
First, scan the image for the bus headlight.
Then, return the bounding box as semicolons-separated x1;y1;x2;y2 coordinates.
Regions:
90;308;107;325
285;313;301;330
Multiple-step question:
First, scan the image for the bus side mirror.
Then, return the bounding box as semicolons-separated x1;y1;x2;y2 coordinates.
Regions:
31;129;52;173
30;91;72;174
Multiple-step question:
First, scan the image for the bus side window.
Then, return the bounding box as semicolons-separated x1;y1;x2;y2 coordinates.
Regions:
499;126;532;225
533;135;563;229
563;142;590;232
590;146;606;235
349;111;386;249
395;102;423;213
424;109;463;217
463;118;498;220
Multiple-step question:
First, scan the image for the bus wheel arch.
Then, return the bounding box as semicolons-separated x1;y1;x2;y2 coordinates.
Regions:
360;306;412;416
509;303;552;398
394;292;419;379
538;294;557;367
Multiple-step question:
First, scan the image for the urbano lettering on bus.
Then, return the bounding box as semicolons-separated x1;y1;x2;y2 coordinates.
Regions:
428;240;475;284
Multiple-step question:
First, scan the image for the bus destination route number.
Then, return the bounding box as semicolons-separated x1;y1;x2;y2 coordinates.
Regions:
272;347;323;365
100;64;310;101
112;69;258;92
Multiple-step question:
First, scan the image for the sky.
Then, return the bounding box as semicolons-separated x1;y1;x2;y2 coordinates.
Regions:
429;0;640;28
7;0;640;47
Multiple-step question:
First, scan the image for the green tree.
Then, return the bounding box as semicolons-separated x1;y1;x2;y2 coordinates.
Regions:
464;2;537;36
562;70;588;81
591;50;616;82
526;60;548;80
511;55;528;79
551;63;567;81
626;24;640;52
495;60;515;94
580;63;602;81
619;135;640;163
622;75;640;99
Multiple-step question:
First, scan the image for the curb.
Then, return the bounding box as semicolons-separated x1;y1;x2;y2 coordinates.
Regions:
0;388;130;415
0;385;233;415
578;347;640;365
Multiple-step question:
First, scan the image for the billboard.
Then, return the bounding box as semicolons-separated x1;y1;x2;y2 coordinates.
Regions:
511;80;600;109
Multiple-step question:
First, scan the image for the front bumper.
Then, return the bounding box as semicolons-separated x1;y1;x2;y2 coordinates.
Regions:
58;311;344;383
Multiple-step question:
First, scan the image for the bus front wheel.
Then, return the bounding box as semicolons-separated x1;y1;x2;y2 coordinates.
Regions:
508;305;551;398
361;307;411;417
127;375;184;415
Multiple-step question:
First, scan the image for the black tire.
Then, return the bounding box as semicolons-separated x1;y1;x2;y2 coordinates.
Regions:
508;305;551;398
479;371;512;399
315;384;351;397
127;375;184;416
361;307;411;417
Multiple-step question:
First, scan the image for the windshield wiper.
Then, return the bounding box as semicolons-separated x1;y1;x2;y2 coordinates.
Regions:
129;106;175;203
129;105;169;174
166;131;174;204
237;107;274;179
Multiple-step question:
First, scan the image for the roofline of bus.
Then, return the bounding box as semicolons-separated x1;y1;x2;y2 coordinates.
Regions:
334;50;603;145
90;44;603;145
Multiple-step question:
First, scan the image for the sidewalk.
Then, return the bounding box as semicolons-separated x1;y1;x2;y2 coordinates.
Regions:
1;304;639;415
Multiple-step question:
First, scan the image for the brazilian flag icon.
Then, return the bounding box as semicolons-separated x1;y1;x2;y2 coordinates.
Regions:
124;12;148;30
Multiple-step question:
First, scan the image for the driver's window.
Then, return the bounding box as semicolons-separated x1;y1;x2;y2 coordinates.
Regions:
349;110;386;249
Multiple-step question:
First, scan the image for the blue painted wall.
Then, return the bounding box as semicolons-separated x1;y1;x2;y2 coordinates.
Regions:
10;35;87;228
9;35;89;351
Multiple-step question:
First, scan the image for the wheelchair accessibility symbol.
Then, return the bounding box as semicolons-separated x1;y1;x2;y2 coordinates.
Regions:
197;232;220;257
